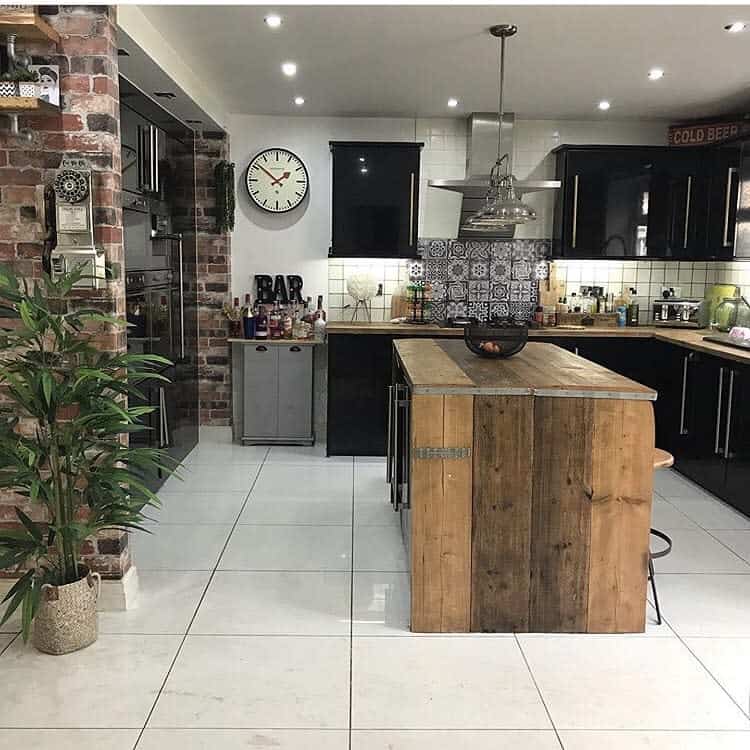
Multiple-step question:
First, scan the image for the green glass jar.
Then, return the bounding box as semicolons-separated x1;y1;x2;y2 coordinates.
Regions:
715;296;750;332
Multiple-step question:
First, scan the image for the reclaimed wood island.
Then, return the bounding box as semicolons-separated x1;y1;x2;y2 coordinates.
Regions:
391;338;657;634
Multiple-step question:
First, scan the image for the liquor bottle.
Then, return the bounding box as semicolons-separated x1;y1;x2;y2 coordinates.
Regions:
255;304;268;339
269;301;282;339
291;303;305;339
302;296;314;324
281;305;293;339
242;293;256;339
313;295;327;341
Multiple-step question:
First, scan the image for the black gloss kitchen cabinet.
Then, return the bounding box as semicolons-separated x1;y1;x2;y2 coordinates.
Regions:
329;142;422;258
703;141;741;259
552;145;705;259
724;363;750;516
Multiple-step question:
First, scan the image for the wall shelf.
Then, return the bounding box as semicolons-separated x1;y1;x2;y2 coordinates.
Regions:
0;96;58;116
0;11;60;44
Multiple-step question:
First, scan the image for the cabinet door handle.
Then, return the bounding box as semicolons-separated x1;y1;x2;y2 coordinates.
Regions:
290;345;301;352
571;174;579;248
392;385;400;510
256;345;268;352
386;385;394;484
679;353;691;435
399;397;411;510
153;126;159;194
408;172;415;247
715;367;725;454
723;166;738;247
724;370;735;459
683;175;692;249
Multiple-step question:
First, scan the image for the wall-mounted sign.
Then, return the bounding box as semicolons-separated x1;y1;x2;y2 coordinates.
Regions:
668;119;750;147
255;274;304;305
245;148;309;213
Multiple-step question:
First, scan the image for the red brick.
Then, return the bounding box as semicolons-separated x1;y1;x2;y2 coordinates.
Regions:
2;186;36;204
60;73;91;94
92;76;118;97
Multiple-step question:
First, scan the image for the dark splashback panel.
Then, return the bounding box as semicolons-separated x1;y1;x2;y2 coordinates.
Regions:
413;239;550;323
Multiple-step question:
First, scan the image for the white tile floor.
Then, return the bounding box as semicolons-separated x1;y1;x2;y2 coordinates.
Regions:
1;428;750;749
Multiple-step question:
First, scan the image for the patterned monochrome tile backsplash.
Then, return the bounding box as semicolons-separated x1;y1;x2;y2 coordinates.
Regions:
414;239;550;323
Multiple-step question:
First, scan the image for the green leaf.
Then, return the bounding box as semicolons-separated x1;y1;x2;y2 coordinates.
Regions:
41;371;53;408
14;507;43;544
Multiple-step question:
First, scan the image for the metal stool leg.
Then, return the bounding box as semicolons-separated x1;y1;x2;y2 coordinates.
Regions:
648;556;662;626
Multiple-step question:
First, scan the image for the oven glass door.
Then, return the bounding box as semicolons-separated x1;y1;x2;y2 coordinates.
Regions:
148;286;174;362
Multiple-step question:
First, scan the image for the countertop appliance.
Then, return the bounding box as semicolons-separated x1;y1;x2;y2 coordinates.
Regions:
651;298;708;328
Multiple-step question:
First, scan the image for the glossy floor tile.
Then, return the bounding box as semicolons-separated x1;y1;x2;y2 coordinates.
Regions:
354;524;408;571
351;730;561;749
191;571;351;635
138;729;349;749
98;571;210;634
685;637;750;717
150;635;350;728
219;524;352;570
352;572;411;635
131;524;233;571
656;574;750;637
354;465;400;526
0;729;141;750
0;635;180;728
651;496;700;529
0;634;16;653
149;491;249;525
652;528;750;573
265;444;353;465
668;496;750;531
519;636;750;730
712;530;750;564
183;443;269;465
352;637;551;729
160;463;262;493
558;731;750;749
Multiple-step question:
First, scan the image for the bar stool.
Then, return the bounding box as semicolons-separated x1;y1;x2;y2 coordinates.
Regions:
650;448;674;625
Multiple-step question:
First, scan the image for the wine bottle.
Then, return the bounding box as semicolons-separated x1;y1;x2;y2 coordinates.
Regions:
255;305;268;339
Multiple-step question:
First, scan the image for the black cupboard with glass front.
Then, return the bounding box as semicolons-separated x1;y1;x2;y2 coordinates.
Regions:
551;143;750;260
329;141;422;258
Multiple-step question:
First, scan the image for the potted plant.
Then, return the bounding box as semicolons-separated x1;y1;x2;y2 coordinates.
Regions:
0;68;40;98
0;266;175;654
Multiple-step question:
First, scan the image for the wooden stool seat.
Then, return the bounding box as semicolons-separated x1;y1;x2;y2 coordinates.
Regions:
653;448;674;470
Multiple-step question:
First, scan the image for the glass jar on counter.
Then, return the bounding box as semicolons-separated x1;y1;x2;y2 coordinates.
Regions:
715;297;750;332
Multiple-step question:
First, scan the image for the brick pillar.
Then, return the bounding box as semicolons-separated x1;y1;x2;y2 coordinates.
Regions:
195;133;232;426
0;6;129;579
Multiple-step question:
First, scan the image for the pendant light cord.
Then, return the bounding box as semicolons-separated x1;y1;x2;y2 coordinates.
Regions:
497;32;505;165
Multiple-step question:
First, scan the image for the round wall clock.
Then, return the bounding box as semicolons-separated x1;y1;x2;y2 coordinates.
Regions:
245;148;309;213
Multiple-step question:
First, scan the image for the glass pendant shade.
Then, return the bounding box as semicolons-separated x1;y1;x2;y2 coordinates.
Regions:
461;23;537;232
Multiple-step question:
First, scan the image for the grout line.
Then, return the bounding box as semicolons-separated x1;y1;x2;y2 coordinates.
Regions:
514;634;565;750
132;445;267;749
0;632;19;656
348;454;355;750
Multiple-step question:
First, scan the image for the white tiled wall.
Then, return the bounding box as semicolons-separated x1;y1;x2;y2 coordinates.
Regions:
553;259;750;325
328;258;411;322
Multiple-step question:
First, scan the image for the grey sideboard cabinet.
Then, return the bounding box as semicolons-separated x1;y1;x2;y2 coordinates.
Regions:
231;339;318;445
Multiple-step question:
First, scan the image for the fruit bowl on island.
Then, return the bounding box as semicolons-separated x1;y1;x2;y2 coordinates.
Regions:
463;319;528;358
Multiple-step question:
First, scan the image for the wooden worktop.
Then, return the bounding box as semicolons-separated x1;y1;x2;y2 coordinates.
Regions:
328;321;750;366
394;339;657;399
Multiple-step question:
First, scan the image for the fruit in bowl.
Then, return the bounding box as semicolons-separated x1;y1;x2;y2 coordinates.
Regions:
479;340;503;354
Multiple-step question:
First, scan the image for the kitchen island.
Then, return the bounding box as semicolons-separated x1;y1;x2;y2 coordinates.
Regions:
392;338;657;634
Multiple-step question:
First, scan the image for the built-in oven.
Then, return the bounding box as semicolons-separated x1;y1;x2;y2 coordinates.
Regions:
387;377;411;560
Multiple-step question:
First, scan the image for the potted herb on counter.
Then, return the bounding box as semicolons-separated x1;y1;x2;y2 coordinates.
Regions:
0;266;175;654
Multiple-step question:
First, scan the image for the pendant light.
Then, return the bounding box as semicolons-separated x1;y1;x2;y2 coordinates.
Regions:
462;24;537;233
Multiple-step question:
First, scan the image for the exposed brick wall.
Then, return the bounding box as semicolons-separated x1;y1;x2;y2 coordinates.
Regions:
194;133;232;425
0;5;129;579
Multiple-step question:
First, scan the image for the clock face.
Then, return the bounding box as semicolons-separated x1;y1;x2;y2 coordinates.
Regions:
245;148;309;213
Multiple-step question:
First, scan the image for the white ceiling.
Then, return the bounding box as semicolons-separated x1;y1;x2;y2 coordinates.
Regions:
138;4;750;121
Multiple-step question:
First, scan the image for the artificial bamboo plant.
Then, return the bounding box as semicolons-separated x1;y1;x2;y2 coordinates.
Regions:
0;265;175;639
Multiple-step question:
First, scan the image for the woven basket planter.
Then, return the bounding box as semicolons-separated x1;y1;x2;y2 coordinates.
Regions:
32;567;101;655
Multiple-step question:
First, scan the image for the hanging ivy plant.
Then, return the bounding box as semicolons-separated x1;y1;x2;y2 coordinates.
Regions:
215;160;235;233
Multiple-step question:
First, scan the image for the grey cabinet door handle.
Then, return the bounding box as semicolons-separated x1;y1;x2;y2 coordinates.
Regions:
386;385;394;484
571;174;580;248
679;354;691;436
256;345;268;352
290;345;301;352
683;175;692;249
408;172;415;247
715;367;725;454
724;370;735;459
724;167;737;247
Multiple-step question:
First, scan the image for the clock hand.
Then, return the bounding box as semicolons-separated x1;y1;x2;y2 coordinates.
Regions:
271;171;292;186
257;164;277;182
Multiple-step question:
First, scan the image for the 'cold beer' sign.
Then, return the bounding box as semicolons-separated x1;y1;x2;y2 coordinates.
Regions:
668;119;750;147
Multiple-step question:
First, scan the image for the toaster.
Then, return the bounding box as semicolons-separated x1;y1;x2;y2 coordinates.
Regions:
651;298;708;328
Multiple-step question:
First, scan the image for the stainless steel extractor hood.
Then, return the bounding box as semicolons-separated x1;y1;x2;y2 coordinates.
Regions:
428;113;560;238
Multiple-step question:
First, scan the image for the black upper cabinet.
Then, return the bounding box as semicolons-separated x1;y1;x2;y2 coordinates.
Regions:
552;145;705;259
703;142;741;259
733;140;750;259
330;142;422;258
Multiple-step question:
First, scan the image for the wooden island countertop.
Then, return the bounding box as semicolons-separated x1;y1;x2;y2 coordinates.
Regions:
394;339;657;399
394;338;655;635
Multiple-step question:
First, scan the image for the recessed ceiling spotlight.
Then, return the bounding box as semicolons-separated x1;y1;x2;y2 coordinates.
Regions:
648;67;665;81
264;14;282;28
360;167;368;174
359;156;365;162
447;97;459;108
294;96;305;106
281;61;297;77
598;100;611;111
725;21;747;33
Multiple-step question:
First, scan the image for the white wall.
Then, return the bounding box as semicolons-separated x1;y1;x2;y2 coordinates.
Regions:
228;114;668;300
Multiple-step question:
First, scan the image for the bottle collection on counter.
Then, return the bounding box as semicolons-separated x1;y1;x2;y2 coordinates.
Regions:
224;294;327;341
534;285;641;329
